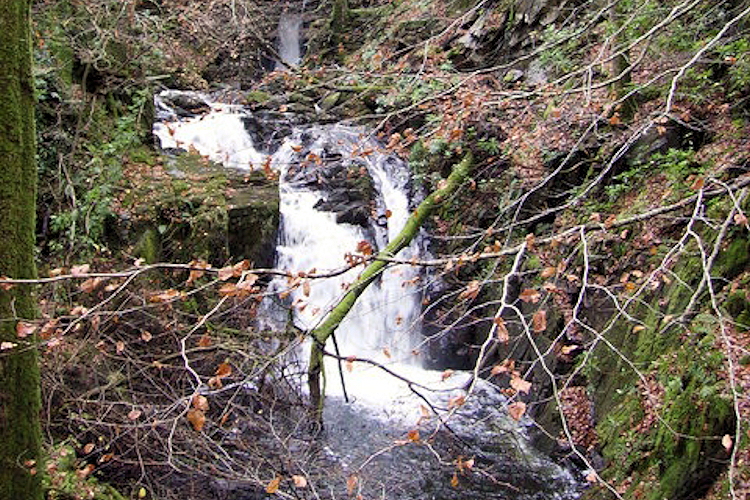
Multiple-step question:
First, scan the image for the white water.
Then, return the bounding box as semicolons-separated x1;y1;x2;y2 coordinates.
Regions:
153;91;266;169
276;11;302;68
270;126;449;417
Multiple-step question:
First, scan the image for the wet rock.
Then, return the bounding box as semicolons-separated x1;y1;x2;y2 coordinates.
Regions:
525;59;549;86
624;119;707;167
448;0;573;70
226;171;280;268
161;92;211;117
319;91;342;111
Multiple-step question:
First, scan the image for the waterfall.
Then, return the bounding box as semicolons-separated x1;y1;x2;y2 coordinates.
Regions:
153;90;266;169
152;91;583;499
268;125;430;409
276;11;303;69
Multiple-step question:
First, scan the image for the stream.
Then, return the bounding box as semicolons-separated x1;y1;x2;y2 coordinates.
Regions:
150;11;584;499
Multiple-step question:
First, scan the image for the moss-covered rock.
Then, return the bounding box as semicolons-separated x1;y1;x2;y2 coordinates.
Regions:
44;443;127;500
582;252;736;500
717;236;750;281
120;153;279;266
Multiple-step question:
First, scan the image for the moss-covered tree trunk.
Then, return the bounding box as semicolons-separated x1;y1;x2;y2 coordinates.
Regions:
0;0;43;498
308;153;473;414
609;2;634;121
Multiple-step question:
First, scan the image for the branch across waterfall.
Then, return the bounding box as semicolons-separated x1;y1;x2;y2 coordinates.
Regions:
308;152;474;414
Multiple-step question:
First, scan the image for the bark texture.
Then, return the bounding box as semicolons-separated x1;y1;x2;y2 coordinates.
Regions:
0;0;43;498
308;152;474;413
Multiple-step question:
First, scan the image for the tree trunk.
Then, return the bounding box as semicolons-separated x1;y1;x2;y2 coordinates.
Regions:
308;152;474;415
0;0;43;498
609;2;634;121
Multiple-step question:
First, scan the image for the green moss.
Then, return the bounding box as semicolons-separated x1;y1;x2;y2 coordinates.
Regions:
725;290;749;318
0;0;44;497
736;310;750;331
244;90;271;104
133;227;161;264
44;444;127;500
717;236;750;280
587;246;735;499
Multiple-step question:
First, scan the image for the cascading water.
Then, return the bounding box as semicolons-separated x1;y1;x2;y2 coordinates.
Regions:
153;90;584;499
269;126;426;390
275;10;303;69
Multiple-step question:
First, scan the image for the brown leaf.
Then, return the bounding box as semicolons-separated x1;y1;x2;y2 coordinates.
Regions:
302;280;311;297
356;240;373;256
540;267;556;279
215;362;232;379
76;464;95;479
561;344;578;355
734;213;748;226
383;347;392;358
218;266;234;281
494;316;509;342
187;260;209;284
198;334;211;348
450;472;459;488
460;280;481;301
691;177;705;191
240;273;259;287
347;475;358;496
80;277;104;293
407;429;420;442
187;409;206;432
441;369;455;381
128;409;142;421
192;395;209;411
232;260;250;276
266;476;281;494
71;264;90;276
508;401;526;421
16;321;37;338
292;475;307;488
525;233;535;251
510;375;532;394
448;395;466;409
82;443;95;454
532;310;547;333
722;434;733;452
0;276;13;291
150;289;181;303
116;341;126;354
70;305;88;316
519;289;541;304
141;330;153;342
219;282;238;296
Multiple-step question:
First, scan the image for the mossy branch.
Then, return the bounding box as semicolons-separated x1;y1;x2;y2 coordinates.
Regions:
308;152;474;414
